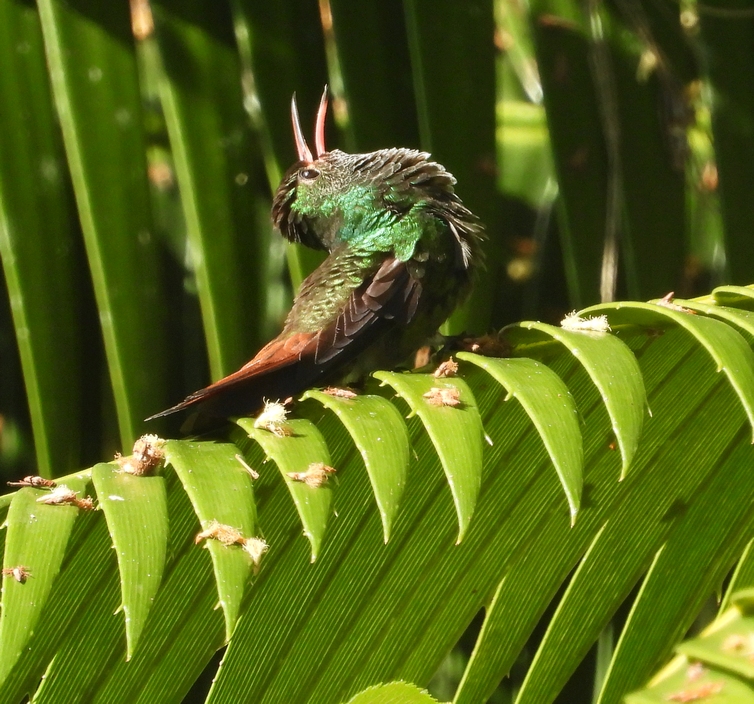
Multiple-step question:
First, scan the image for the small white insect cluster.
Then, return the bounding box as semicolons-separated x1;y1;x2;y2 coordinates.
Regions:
253;399;291;437
195;520;268;574
433;357;459;379
560;311;611;333
36;484;95;510
115;434;166;475
287;462;336;488
423;386;461;407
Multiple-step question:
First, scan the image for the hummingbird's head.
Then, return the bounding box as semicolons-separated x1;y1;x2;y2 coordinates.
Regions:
272;89;484;266
271;88;343;251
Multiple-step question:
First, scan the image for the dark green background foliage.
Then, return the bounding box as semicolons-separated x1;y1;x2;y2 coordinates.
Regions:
1;1;753;703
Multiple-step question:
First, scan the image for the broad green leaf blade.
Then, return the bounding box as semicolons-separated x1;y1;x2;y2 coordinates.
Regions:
0;0;84;476
0;508;112;703
36;0;169;444
326;359;594;700
95;558;221;704
231;1;327;185
596;436;754;704
81;470;224;704
605;10;686;301
151;2;265;378
713;284;754;308
210;317;744;704
91;463;168;658
130;589;223;703
457;353;583;521
31;570;122;704
453;329;712;704
528;0;605;307
27;469;223;703
583;300;754;439
404;0;500;335
0;465;216;703
514;377;746;704
237;417;333;561
345;681;441;704
210;366;493;703
698;7;754;284
374;372;484;542
165;439;257;638
0;475;89;684
328;0;418;151
208;419;373;703
497;101;555;209
507;321;646;478
302;390;410;542
231;0;327;289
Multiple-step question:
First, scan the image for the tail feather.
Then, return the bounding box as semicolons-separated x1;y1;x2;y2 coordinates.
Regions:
145;332;322;424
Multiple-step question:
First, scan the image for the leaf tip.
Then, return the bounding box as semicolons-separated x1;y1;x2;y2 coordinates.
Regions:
382;524;390;544
455;521;470;545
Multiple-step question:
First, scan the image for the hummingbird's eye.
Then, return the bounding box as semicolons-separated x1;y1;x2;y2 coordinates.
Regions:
299;168;320;181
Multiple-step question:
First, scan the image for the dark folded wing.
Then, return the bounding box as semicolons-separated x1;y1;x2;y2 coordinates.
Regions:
146;256;421;423
313;255;420;364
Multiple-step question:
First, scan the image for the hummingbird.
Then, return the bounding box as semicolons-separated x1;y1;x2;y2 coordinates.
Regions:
148;89;484;428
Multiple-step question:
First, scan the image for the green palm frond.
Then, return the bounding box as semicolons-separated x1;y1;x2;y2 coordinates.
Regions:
1;290;753;702
2;0;753;702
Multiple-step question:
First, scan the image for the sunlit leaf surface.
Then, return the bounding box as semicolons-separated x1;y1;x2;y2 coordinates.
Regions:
93;463;168;657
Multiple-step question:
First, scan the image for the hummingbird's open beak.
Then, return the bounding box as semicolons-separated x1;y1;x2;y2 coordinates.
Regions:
291;93;314;163
314;86;329;158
